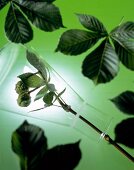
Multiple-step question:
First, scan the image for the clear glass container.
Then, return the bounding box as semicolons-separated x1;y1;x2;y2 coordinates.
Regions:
1;43;133;170
0;43;112;140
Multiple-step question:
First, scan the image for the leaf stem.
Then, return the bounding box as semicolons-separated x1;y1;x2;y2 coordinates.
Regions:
118;16;125;26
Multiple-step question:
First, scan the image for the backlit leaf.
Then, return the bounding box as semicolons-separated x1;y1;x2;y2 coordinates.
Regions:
55;29;100;55
25;74;45;88
18;72;44;88
43;91;55;105
53;88;66;103
26;50;48;81
34;86;48;101
76;14;108;36
111;91;134;115
82;39;119;84
5;4;33;43
18;72;34;81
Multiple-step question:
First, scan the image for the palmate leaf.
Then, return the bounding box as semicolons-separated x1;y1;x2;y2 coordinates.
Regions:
55;29;100;55
0;0;9;10
26;50;48;81
11;120;48;170
76;14;108;37
82;39;119;84
42;140;81;170
15;0;64;32
4;4;33;43
111;91;134;115
114;118;134;148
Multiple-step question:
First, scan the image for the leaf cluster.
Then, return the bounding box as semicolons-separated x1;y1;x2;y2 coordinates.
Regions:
0;0;64;43
12;120;82;170
56;14;134;85
15;50;68;111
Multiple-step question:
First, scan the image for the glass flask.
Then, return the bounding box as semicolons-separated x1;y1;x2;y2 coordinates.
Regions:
0;43;113;140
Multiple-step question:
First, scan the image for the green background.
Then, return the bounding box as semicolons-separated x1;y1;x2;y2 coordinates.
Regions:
0;0;134;169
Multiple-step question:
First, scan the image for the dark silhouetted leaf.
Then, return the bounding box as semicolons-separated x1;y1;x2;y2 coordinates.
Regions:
43;91;55;105
76;14;108;36
0;0;9;10
26;50;48;81
17;1;64;32
11;120;48;170
82;39;119;84
4;4;33;43
111;91;134;115
55;29;100;55
42;140;81;170
34;86;48;101
114;118;134;148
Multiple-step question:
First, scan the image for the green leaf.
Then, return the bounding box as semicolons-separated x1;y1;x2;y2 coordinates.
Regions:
111;21;134;39
82;39;119;84
114;118;134;148
11;120;48;169
110;21;134;70
76;14;108;36
4;4;33;43
18;72;34;81
47;83;56;92
111;91;134;115
42;140;81;169
0;0;9;10
25;74;45;88
18;72;44;88
34;86;48;101
43;91;55;105
26;50;48;81
55;29;100;55
112;37;134;70
53;88;66;103
16;1;64;32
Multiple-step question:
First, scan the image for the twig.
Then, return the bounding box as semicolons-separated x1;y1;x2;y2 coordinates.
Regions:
59;99;134;162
